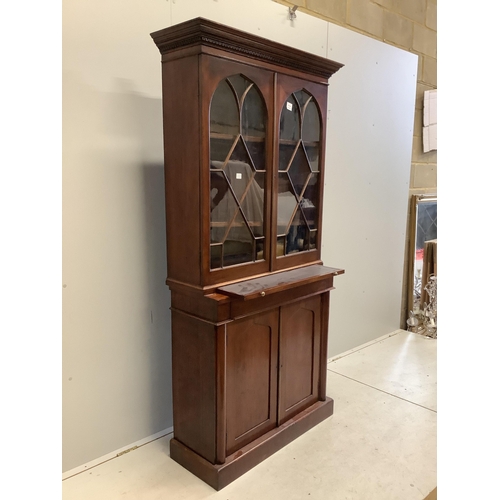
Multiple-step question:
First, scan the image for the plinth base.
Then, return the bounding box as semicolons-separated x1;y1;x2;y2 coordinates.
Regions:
170;397;334;490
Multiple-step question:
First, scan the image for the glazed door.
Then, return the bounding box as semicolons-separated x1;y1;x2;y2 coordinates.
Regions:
273;74;328;272
201;55;274;286
278;295;322;424
225;308;279;455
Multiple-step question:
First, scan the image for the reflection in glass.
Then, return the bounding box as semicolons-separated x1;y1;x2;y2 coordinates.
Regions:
309;230;317;250
209;74;267;269
302;99;320;143
210;81;239;136
242;85;266;171
293;90;310;110
223;209;254;266
277;173;296;236
242;86;266;138
246;140;266;172
406;194;437;327
279;143;296;172
229;139;254;176
276;236;286;257
227;75;248;101
279;97;300;142
304;143;319;172
303;97;320;172
241;174;265;238
277;89;322;256
210;170;237;243
416;201;438;250
302;173;319;230
227;210;253;244
210;137;235;163
210;244;222;269
413;198;438;300
210;80;238;164
286;209;308;254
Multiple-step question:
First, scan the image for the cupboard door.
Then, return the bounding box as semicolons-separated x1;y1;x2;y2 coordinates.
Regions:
225;309;279;455
273;74;328;271
201;55;274;286
279;295;321;424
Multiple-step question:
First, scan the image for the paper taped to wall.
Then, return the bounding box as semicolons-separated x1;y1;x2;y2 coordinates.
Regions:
423;90;437;152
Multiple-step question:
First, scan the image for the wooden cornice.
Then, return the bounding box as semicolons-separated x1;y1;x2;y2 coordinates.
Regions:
150;17;343;79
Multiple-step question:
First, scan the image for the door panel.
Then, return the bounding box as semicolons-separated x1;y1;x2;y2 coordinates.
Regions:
225;309;279;455
273;74;328;271
279;295;321;424
201;55;274;286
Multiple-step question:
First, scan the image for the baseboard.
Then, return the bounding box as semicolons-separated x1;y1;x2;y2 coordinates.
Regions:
62;426;174;480
327;329;405;363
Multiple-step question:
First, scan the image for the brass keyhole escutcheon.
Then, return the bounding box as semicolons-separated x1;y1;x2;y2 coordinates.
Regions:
260;291;266;297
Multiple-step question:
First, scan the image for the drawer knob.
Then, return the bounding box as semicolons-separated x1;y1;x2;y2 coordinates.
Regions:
260;291;266;297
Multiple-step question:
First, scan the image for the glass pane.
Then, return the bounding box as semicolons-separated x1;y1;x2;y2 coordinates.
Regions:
223;240;254;266
210;170;238;244
279;96;300;174
226;210;253;243
210;136;237;164
302;99;320;143
210;80;239;137
226;138;265;238
228;137;254;170
255;237;265;261
276;236;286;257
224;211;254;266
288;145;311;197
227;74;250;102
279;142;296;172
416;201;438;257
240;172;265;238
241;85;266;139
277;173;297;236
245;140;266;172
242;85;266;172
224;148;254;203
304;143;320;172
286;209;308;255
211;244;222;269
293;90;310;110
279;97;300;142
302;95;320;172
301;173;319;230
309;230;317;250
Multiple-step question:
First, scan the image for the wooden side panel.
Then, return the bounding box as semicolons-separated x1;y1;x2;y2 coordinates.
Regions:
171;310;217;463
170;289;231;324
318;291;331;400
278;295;321;424
162;55;201;286
215;323;227;464
225;309;279;455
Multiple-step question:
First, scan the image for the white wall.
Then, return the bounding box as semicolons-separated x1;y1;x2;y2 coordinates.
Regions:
62;0;172;473
63;0;416;473
324;24;417;356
